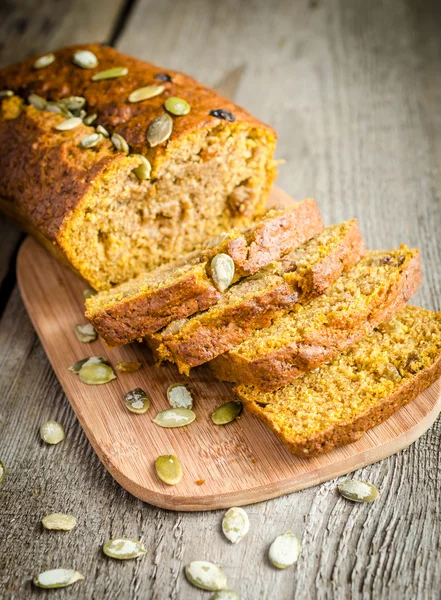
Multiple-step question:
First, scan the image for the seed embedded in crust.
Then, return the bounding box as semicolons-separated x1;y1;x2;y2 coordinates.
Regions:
210;254;235;293
79;133;103;148
33;53;55;70
209;108;235;122
96;124;109;138
0;90;14;99
28;94;47;110
111;133;130;154
131;154;151;180
128;85;165;103
164;96;190;116
155;455;183;485
83;113;98;125
55;117;83;131
147;113;173;147
92;66;128;81
72;50;99;69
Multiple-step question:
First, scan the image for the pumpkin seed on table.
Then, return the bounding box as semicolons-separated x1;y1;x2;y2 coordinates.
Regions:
147;113;173;147
185;561;227;591
111;133;129;154
268;531;301;569
167;384;193;409
72;50;99;69
153;408;196;428
0;90;14;99
222;507;249;544
79;361;116;385
124;388;150;414
80;133;103;149
68;356;107;373
40;421;65;445
0;460;5;483
103;538;146;560
211;254;235;292
164;96;190;116
33;569;84;589
92;66;128;81
211;401;242;425
212;591;240;600
75;323;97;343
83;113;98;126
132;154;151;181
116;361;142;373
155;455;183;485
33;53;55;69
42;513;77;531
338;479;379;503
28;94;46;110
128;85;165;103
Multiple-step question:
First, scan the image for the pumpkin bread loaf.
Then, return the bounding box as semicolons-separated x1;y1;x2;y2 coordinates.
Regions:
210;246;421;390
0;44;278;290
85;200;323;347
236;306;441;457
147;219;365;374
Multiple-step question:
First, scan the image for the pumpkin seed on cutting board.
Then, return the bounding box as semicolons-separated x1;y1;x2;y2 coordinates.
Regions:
42;513;77;531
116;361;142;373
128;85;165;103
33;53;55;70
185;561;228;591
33;569;84;589
212;591;240;600
222;507;249;544
338;479;379;503
68;356;107;373
211;401;242;425
40;421;65;445
155;455;183;485
153;408;196;428
167;384;193;409
92;66;128;81
79;361;116;385
211;254;235;292
268;531;301;569
72;50;98;69
103;538;146;560
124;388;150;414
74;323;97;343
147;113;173;147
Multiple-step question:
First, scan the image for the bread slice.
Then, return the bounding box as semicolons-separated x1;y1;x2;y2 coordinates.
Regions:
235;305;441;457
210;246;421;390
147;219;365;374
86;200;324;347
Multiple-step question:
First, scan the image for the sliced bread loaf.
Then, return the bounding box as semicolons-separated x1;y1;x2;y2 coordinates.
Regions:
210;246;421;390
235;305;441;457
86;200;323;347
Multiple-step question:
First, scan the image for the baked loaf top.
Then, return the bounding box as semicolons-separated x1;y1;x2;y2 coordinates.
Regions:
236;305;441;457
210;246;421;390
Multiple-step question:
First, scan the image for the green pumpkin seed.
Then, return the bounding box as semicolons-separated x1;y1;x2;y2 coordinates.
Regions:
111;132;129;154
74;323;97;343
33;569;84;589
155;454;183;485
40;421;65;445
95;124;109;138
42;513;77;531
167;384;193;409
116;361;142;373
92;66;128;81
185;561;227;591
55;117;83;131
205;232;230;249
132;154;151;180
153;408;196;428
147;113;173;147
72;50;99;69
162;318;187;337
268;531;301;569
0;460;5;483
128;85;165;103
68;356;107;373
33;53;55;70
0;90;14;99
103;538;146;560
222;507;249;544
28;94;46;110
212;591;240;600
83;287;97;299
124;388;150;414
46;101;70;116
211;254;235;293
337;479;379;503
79;361;116;385
164;96;190;116
83;113;98;126
80;133;103;148
59;96;86;111
211;401;242;425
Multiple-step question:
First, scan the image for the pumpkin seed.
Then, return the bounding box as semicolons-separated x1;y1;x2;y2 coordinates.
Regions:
132;154;151;180
211;254;235;292
269;531;301;569
211;401;242;425
55;117;83;131
338;479;379;503
111;132;129;154
96;124;109;138
72;49;99;69
209;108;235;122
164;96;190;116
212;591;240;600
162;318;187;337
167;384;193;409
147;113;173;147
103;538;146;560
79;361;116;385
153;408;196;428
42;513;77;531
205;232;229;249
0;90;14;99
79;133;103;148
155;454;183;485
83;287;97;299
68;356;107;373
46;101;70;116
116;361;142;373
83;113;98;125
124;388;150;414
0;460;5;483
185;561;227;591
33;53;55;70
33;569;84;589
222;507;249;544
40;421;65;445
59;96;86;112
92;66;128;81
128;85;165;103
154;72;172;82
74;323;97;343
28;94;46;110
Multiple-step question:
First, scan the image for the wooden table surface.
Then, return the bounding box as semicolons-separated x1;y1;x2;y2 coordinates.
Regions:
1;1;440;598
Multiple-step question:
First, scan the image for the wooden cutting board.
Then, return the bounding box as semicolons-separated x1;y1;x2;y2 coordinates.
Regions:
16;188;441;511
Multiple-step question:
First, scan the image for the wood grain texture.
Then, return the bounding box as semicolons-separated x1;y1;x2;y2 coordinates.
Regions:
1;0;441;599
